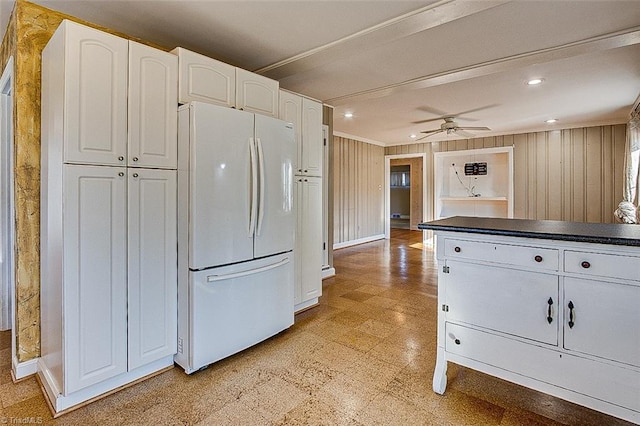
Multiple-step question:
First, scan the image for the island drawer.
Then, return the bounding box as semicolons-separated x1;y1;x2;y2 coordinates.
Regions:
564;250;640;282
443;238;559;271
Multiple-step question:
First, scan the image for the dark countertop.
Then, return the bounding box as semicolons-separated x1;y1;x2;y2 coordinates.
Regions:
418;216;640;247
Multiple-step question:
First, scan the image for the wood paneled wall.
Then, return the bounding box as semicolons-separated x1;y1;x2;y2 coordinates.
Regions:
333;136;384;244
385;124;627;224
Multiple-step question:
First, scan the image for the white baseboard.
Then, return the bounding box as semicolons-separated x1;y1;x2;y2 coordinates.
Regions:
333;234;385;250
321;267;335;279
12;356;38;380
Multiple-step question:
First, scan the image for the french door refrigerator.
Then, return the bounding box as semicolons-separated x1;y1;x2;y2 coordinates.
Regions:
176;101;295;373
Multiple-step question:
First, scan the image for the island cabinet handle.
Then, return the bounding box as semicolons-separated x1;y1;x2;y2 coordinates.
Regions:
534;255;543;263
568;301;575;328
547;297;553;323
581;261;591;269
454;246;461;253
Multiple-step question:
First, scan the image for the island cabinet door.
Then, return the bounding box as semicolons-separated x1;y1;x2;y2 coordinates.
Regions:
444;261;559;345
563;277;640;368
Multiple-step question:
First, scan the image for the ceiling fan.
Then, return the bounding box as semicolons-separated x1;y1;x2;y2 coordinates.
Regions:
416;116;491;140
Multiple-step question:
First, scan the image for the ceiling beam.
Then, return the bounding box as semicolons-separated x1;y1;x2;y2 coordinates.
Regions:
326;26;640;106
254;0;511;80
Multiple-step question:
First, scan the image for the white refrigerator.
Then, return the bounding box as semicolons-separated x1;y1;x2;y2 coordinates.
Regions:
176;102;295;373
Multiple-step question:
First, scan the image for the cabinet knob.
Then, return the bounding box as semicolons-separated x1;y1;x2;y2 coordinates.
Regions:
132;173;139;178
304;169;308;173
132;157;139;162
581;261;591;269
118;172;124;177
118;156;124;161
454;246;461;253
454;339;461;345
534;255;543;263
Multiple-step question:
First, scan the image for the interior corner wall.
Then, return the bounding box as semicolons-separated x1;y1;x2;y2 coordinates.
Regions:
333;135;384;246
323;105;334;268
385;124;627;224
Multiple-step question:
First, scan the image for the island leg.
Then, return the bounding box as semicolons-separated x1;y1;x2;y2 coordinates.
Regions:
432;346;447;394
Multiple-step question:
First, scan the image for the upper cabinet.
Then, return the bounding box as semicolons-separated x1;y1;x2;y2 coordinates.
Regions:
42;21;178;169
279;90;323;176
47;20;129;166
173;47;279;117
128;42;178;169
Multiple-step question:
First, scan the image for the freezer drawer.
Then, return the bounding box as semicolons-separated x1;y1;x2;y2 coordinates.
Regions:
189;253;294;371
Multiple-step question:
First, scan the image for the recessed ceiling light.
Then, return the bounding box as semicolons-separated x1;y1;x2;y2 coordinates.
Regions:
344;112;353;118
527;78;544;85
410;134;417;139
545;118;558;124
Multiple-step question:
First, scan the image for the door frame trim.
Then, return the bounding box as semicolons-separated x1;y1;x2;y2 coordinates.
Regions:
384;152;427;239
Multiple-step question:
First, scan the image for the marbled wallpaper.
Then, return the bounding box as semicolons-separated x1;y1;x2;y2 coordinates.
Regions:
6;0;171;362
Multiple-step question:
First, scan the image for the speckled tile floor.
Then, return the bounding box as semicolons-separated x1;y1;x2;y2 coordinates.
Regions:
0;229;635;425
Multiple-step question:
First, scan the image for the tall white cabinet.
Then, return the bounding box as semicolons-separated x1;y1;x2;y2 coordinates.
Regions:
40;20;178;414
279;90;324;312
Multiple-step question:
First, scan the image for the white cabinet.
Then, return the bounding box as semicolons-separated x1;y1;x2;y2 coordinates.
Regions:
279;90;323;176
55;21;128;166
280;90;324;311
430;227;640;424
173;47;279;117
40;20;177;414
295;177;322;308
63;165;128;393
128;42;178;169
434;146;513;219
127;169;177;370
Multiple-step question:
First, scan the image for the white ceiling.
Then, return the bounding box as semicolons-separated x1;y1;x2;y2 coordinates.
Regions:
10;0;640;145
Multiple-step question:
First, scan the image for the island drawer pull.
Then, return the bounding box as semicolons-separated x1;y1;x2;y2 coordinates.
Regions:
581;261;591;269
454;246;461;253
534;255;543;263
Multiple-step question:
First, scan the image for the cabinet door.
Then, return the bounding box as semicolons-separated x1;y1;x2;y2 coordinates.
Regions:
63;165;127;393
301;98;323;177
444;260;558;345
63;21;128;166
128;169;177;370
279;90;302;172
564;277;640;368
128;42;178;169
174;47;235;107
236;68;279;117
295;177;323;304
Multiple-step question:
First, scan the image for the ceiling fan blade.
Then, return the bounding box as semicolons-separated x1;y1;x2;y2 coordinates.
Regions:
420;129;444;135
412;117;446;124
454;129;476;138
416;105;448;116
457;126;491;131
455;103;500;121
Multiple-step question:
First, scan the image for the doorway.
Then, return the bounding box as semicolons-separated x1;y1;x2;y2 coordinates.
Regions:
0;57;14;333
384;153;427;239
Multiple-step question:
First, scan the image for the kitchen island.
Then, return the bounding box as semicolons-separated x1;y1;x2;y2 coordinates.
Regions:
418;216;640;424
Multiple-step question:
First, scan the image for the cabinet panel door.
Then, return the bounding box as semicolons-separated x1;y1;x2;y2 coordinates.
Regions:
63;165;127;394
278;90;302;172
175;47;235;107
564;277;640;368
64;21;128;166
236;68;279;117
296;177;323;303
445;261;558;345
128;169;177;370
128;42;178;169
301;98;323;177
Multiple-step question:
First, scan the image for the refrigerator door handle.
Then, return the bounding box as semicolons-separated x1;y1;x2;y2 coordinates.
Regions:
206;257;290;282
248;137;258;237
256;137;265;236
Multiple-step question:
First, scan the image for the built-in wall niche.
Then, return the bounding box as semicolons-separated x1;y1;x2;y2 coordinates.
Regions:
434;146;513;219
